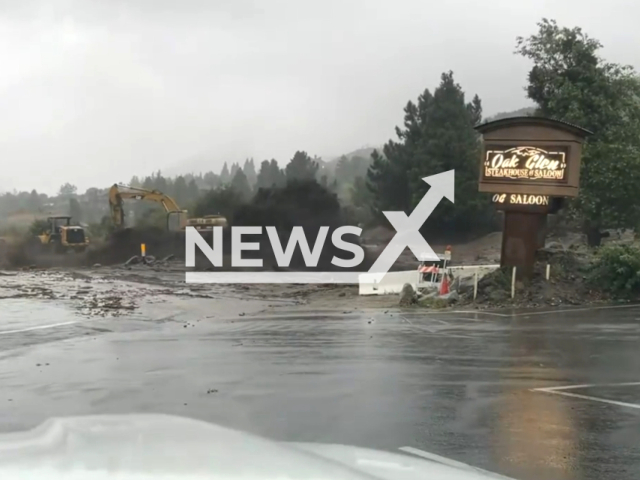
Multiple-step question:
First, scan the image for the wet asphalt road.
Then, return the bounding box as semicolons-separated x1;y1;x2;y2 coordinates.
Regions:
1;277;640;480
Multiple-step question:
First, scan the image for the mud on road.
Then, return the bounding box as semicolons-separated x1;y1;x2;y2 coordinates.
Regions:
2;264;640;480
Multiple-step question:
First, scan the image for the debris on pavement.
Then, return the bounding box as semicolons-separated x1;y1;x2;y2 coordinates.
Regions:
124;256;140;267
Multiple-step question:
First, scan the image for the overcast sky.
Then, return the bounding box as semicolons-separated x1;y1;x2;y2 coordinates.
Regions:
1;0;639;194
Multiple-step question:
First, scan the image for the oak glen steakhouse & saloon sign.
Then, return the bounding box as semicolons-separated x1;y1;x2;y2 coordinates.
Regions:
483;146;568;182
475;116;592;198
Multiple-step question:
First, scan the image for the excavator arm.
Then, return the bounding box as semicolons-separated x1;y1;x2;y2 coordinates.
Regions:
108;184;186;230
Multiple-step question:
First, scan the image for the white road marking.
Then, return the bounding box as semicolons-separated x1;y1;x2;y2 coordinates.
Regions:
445;303;640;318
534;390;640;410
510;303;640;317
0;321;80;335
399;446;516;479
447;310;511;317
532;382;640;410
533;381;640;392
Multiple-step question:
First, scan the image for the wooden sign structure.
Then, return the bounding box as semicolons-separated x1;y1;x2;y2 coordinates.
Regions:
475;117;592;278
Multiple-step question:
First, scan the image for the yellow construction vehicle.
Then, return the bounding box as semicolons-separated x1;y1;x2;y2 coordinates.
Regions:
31;216;89;254
108;184;227;231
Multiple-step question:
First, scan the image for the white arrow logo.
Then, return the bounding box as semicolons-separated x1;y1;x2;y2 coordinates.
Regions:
368;170;455;275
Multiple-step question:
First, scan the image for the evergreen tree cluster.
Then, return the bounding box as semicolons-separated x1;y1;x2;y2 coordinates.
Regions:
366;71;494;236
4;18;639;246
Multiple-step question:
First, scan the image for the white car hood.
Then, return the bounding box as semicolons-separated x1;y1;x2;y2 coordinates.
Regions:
0;414;514;480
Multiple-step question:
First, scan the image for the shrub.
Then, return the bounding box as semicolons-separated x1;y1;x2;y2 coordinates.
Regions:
191;186;246;223
587;244;640;296
28;219;50;236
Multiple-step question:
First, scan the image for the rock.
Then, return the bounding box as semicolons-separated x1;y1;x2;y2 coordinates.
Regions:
545;241;565;251
338;292;346;297
489;289;509;302
399;283;417;306
92;263;102;268
124;256;140;267
419;284;439;296
419;289;439;299
439;291;460;304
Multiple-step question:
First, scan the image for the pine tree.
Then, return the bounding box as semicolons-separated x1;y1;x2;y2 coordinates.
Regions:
270;159;285;187
230;169;252;201
187;179;200;202
285;151;319;182
28;189;41;211
367;72;491;233
220;162;230;184
230;162;240;179
203;171;219;189
335;156;349;184
173;176;189;205
243;158;257;188
256;160;271;189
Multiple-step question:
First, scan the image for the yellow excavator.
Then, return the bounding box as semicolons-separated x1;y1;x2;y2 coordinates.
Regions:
108;184;227;231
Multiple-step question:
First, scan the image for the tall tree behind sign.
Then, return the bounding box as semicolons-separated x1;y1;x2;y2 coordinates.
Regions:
367;71;493;236
516;18;640;245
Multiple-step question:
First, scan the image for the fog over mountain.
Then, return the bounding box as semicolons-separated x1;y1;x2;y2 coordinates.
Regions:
2;0;639;194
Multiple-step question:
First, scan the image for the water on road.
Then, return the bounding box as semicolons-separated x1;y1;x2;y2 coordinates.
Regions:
1;270;640;480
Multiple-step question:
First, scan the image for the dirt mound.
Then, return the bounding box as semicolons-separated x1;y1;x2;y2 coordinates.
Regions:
360;226;396;246
464;246;609;308
3;240;87;268
2;227;184;269
86;228;184;266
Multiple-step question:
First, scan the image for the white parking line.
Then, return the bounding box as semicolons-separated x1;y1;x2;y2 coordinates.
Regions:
399;446;516;479
511;303;640;317
446;310;511;317
445;303;640;318
0;321;80;335
534;381;640;391
532;382;640;410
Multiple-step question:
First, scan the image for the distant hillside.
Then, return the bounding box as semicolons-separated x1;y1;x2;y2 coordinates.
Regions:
485;106;536;122
320;146;381;173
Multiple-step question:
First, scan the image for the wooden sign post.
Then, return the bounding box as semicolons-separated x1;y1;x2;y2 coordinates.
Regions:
474;117;592;279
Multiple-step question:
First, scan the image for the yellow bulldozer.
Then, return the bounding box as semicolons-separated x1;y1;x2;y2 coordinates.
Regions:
108;184;227;232
30;216;89;254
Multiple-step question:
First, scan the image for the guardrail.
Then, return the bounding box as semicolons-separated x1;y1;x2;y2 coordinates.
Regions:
359;271;421;295
359;264;500;296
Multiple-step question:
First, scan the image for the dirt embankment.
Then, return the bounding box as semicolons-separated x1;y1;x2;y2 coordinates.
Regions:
2;226;376;273
460;246;606;308
1;228;182;269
